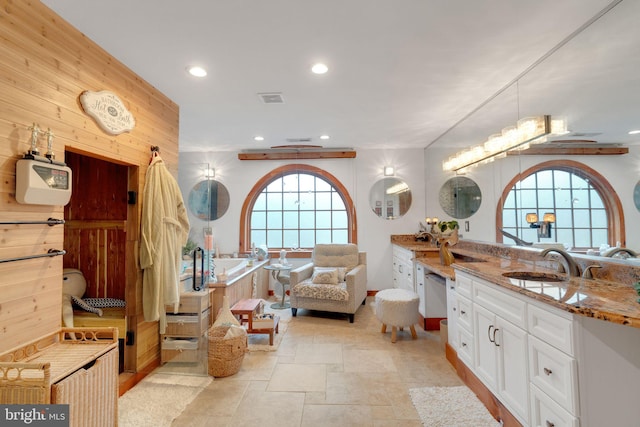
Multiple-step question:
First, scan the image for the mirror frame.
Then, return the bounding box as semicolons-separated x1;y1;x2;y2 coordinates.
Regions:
439;176;482;219
369;177;412;220
188;179;230;221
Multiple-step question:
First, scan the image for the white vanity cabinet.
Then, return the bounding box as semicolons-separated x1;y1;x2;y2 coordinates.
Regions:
527;304;579;427
392;245;414;292
472;279;529;424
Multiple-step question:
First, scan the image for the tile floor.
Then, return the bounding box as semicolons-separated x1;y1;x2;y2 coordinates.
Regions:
171;297;462;426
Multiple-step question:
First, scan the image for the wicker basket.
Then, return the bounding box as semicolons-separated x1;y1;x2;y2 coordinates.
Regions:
207;325;247;377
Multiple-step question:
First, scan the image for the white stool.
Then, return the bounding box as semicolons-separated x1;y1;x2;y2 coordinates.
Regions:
375;289;419;343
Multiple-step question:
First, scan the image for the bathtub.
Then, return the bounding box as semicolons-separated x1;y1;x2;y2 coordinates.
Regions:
212;258;249;277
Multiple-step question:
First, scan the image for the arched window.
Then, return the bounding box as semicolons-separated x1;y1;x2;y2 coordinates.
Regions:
240;164;357;253
497;160;624;250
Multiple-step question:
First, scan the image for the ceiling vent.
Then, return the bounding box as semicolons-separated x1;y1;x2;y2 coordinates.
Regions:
258;92;284;104
285;138;313;143
566;132;602;137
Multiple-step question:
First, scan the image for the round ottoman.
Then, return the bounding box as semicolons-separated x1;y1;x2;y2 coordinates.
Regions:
375;289;419;343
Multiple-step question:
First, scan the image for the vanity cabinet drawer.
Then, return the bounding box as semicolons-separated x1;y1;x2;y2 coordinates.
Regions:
529;336;579;415
530;384;579;427
455;272;473;299
473;279;526;329
456;295;473;333
528;303;574;356
457;327;474;366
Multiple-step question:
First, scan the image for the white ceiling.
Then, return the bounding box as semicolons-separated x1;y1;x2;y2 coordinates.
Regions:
41;0;639;152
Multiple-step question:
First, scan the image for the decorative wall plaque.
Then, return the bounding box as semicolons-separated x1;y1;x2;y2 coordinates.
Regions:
80;90;135;135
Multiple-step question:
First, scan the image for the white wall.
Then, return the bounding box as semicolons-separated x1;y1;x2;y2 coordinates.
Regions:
178;148;426;291
425;145;640;250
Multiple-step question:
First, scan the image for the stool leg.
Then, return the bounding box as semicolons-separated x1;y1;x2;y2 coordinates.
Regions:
391;326;397;343
269;330;274;345
381;324;387;334
410;325;417;339
399;327;404;331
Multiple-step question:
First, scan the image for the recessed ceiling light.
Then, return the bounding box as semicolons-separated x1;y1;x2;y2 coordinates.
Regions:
187;66;207;77
311;63;328;74
320;135;330;140
254;136;265;141
628;130;640;135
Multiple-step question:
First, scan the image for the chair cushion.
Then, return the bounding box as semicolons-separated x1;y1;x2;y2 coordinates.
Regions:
312;244;359;271
292;280;349;301
312;267;339;285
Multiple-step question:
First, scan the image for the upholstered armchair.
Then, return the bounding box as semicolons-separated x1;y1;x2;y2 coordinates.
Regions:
289;243;367;323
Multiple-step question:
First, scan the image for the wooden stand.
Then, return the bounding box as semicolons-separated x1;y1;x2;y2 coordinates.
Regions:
230;299;279;345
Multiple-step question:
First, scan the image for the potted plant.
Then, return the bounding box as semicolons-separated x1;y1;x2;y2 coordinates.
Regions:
182;238;198;259
437;220;459;234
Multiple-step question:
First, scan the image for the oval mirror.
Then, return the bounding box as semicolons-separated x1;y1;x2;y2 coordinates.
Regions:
439;176;482;219
188;179;230;221
369;177;412;220
635;180;640;212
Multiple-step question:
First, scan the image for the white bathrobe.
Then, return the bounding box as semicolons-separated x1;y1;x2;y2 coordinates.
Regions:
140;154;190;334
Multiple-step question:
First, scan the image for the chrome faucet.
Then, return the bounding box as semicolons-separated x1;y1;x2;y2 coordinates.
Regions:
540;248;581;277
601;247;638;258
582;264;602;279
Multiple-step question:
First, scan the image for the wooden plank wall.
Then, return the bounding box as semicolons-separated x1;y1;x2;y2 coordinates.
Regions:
0;0;180;373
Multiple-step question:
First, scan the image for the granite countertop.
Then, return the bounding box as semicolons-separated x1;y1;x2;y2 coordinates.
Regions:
393;238;640;329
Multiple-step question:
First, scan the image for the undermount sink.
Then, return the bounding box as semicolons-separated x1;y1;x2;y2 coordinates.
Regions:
502;271;567;282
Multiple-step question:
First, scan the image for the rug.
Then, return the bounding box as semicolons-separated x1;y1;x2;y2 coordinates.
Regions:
409;386;501;427
118;372;211;427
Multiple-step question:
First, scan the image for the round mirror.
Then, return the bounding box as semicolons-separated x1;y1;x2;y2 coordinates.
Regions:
439;176;482;219
369;178;412;220
635;180;640;212
188;179;230;221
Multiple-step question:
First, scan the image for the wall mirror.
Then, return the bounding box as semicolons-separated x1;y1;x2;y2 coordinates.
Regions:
369;177;412;220
188;179;230;221
425;1;640;256
439;176;482;219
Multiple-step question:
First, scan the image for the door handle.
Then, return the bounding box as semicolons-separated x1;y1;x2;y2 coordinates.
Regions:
487;325;494;343
493;327;500;346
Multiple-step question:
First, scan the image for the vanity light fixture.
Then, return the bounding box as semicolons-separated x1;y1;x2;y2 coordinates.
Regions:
425;217;439;233
628;129;640;135
526;212;556;238
320;134;330;140
254;136;265;141
442;115;568;172
204;168;215;179
384;166;395;176
187;66;207;77
385;181;409;195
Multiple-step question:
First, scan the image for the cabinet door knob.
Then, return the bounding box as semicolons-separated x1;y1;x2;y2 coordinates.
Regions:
546;421;555;427
488;325;494;343
492;327;500;346
460;310;466;315
461;342;467;347
544;367;553;376
453;307;457;312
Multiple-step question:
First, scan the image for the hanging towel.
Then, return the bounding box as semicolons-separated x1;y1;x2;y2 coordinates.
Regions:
140;154;190;333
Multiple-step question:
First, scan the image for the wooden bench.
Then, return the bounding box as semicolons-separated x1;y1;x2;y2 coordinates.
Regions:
230;299;279;345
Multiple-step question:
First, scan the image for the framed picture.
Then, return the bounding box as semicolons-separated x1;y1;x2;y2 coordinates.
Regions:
386;200;393;207
375;200;382;207
374;207;382;216
386;207;394;217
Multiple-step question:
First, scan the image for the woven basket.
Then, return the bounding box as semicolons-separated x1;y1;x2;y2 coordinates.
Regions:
207;325;247;377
